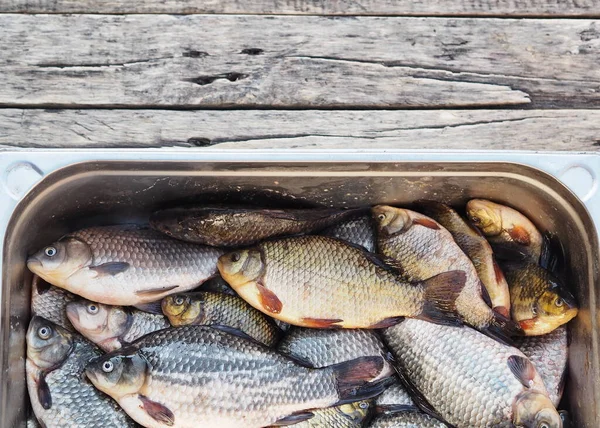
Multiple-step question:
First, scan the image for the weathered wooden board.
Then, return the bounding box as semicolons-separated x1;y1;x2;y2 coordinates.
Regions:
2;0;600;16
1;15;599;108
2;109;598;150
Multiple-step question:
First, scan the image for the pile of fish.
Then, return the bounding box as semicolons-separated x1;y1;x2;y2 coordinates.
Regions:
24;199;578;428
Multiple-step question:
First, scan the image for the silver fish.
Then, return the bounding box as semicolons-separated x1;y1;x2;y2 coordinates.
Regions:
27;225;223;306
85;325;389;428
375;381;414;409
31;275;76;331
66;298;169;352
325;215;376;252
383;319;561;428
26;316;135;428
515;326;568;406
288;401;372;428
278;327;394;379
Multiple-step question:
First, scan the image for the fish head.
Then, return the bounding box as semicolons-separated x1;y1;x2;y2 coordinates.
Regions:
85;352;147;399
466;199;503;236
336;400;372;423
522;287;578;335
67;298;128;345
218;249;264;287
27;237;93;284
161;293;199;325
372;205;411;236
26;316;73;370
513;390;562;428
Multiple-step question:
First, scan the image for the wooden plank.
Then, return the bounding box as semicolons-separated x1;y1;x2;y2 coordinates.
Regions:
2;0;600;16
2;109;599;150
2;16;599;109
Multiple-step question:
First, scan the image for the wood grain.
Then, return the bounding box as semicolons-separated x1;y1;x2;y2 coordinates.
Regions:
2;109;598;150
2;0;600;16
2;15;600;108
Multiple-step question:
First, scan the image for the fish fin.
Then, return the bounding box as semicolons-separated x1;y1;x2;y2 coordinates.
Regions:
518;318;537;331
417;271;466;327
369;316;405;329
374;404;420;416
494;306;510;318
492;258;507;284
479;312;522;346
38;373;52;410
539;232;566;276
89;262;130;277
271;411;315;426
135;285;179;297
491;243;530;262
209;324;264;345
508;225;531;245
133;301;164;315
256;283;283;314
34;277;52;295
139;395;174;426
392;356;455;427
507;355;537;389
331;356;389;404
412;217;440;230
479;280;493;308
300;317;344;328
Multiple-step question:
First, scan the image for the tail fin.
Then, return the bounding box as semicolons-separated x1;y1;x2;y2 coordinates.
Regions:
479;311;522;346
417;271;466;327
331;356;392;405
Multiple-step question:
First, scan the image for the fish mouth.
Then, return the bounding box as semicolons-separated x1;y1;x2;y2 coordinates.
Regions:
26;257;43;273
84;367;98;384
65;305;81;324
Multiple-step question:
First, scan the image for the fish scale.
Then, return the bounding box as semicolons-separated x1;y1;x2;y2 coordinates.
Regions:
324;215;376;252
383;319;556;428
31;277;75;331
369;411;447;427
27;337;135;427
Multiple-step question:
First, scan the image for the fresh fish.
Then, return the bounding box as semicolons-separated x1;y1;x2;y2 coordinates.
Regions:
26;316;135;427
218;235;466;329
375;381;414;409
85;325;390;428
31;275;76;331
466;199;543;263
372;206;519;343
27;225;223;306
502;261;577;335
283;401;372;428
277;327;394;379
66;298;169;352
416;201;511;318
150;206;363;247
324;215;376;252
515;326;568;406
161;291;282;347
369;409;448;428
383;319;561;428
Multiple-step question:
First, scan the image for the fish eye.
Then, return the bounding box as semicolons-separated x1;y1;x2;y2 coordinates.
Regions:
555;298;564;307
102;360;114;373
359;402;369;409
37;326;52;339
538;423;549;428
87;304;99;314
231;252;241;262
174;296;185;306
44;247;57;257
531;306;538;316
377;213;386;221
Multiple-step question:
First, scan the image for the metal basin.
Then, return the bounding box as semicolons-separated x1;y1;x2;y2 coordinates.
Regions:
0;150;598;427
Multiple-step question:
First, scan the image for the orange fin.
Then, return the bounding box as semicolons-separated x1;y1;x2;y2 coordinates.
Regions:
493;259;506;284
300;317;343;328
412;218;440;230
140;395;174;426
508;225;531;245
257;284;283;314
518;318;537;331
369;316;404;329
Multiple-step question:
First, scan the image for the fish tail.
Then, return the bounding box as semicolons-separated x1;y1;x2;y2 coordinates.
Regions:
330;356;392;405
478;311;523;346
417;270;466;327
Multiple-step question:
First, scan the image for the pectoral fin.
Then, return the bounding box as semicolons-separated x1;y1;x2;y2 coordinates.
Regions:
508;355;537;389
89;262;130;277
257;283;283;314
38;373;52;410
140;395;174;426
135;285;179;297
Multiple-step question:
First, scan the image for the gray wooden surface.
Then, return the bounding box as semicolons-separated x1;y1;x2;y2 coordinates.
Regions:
1;1;599;150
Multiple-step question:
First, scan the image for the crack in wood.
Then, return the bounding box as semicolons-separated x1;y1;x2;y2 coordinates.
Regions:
36;56;174;68
185;73;249;86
